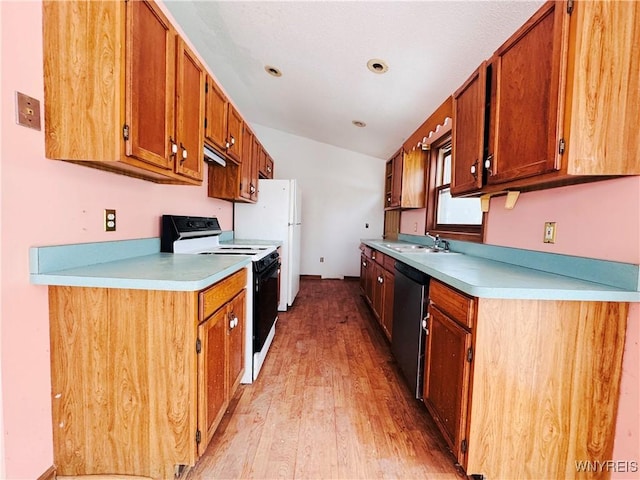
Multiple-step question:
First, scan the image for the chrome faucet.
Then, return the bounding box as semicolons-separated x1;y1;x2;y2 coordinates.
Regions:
426;232;450;252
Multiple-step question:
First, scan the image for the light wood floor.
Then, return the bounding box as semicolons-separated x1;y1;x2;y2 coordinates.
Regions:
188;278;465;479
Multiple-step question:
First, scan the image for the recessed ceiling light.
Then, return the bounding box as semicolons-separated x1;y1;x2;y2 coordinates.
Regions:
264;65;282;77
352;120;367;128
367;59;388;74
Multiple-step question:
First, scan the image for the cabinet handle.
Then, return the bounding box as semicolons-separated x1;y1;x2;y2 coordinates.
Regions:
484;154;494;176
362;261;367;267
170;137;178;156
180;143;187;163
470;160;478;179
267;165;272;173
230;136;235;146
229;313;238;329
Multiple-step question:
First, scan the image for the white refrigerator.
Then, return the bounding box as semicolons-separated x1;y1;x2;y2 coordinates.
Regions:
234;179;301;311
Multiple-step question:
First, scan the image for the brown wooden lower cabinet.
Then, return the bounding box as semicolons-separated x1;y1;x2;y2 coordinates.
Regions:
48;268;247;478
424;279;628;479
359;244;394;341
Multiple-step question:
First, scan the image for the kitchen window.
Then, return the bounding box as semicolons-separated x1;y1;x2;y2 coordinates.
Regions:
426;133;484;241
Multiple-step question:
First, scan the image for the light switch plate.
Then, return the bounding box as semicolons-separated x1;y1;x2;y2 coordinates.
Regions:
543;222;556;243
15;92;41;130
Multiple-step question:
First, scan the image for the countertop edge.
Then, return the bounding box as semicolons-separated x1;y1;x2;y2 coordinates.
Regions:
29;260;250;292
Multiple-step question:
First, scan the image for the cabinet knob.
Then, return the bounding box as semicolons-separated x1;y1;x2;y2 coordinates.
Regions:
362;261;367;267
484;154;494;176
230;136;235;146
170;137;178;155
267;165;272;173
470;160;478;179
180;143;187;163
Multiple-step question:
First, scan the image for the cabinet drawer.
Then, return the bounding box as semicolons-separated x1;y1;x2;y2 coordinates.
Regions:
200;268;247;321
362;245;373;259
429;280;475;329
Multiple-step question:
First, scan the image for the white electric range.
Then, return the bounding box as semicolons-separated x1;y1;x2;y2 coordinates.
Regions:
161;215;280;383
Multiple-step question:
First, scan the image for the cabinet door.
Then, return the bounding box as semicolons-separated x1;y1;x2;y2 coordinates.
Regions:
227;291;246;394
360;254;370;296
265;156;274;179
250;137;261;201
381;268;394;340
424;304;472;463
487;1;568;184
204;76;228;153
399;148;426;208
372;263;384;322
390;151;403;207
126;0;175;169
451;65;486;196
239;125;254;200
197;307;227;456
175;37;205;181
226;104;243;163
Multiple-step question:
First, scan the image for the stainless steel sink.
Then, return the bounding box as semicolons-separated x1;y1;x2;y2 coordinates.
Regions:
384;243;429;253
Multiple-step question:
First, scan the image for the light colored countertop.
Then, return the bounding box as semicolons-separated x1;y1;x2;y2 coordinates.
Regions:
362;239;640;302
30;253;251;291
29;236;282;292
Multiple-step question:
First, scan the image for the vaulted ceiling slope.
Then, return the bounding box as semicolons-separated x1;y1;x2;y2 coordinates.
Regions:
165;1;545;160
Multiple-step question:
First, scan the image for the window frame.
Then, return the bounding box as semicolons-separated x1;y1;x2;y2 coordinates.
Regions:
425;131;485;242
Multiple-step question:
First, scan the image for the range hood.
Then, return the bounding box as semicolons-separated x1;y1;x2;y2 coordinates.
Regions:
203;144;226;167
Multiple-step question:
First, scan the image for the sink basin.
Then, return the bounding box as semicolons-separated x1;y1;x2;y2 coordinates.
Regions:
384;243;430;253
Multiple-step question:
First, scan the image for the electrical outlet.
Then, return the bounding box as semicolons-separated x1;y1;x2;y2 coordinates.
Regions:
15;91;41;130
105;209;116;232
543;222;556;243
320;257;324;263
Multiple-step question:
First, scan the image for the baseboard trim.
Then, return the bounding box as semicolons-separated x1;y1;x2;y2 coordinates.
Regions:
300;274;321;280
300;275;360;281
38;465;56;480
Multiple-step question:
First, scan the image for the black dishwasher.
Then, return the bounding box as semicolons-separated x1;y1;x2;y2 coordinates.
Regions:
391;261;430;399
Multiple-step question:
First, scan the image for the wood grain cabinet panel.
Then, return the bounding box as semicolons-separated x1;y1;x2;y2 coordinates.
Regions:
423;304;472;462
451;0;640;197
174;37;205;181
359;248;394;341
487;1;565;185
43;0;205;185
451;64;487;196
385;149;426;209
566;0;640;175
197;288;246;457
420;277;629;478
204;76;229;154
48;268;247;477
207;122;259;203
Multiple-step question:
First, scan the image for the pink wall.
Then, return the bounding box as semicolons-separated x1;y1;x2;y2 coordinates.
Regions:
1;2;232;477
401;177;640;477
485;177;640;263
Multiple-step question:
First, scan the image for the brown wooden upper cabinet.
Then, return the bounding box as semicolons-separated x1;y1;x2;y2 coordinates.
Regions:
43;0;205;185
451;0;640;196
208;122;258;203
258;147;274;179
385;148;426;209
204;76;244;164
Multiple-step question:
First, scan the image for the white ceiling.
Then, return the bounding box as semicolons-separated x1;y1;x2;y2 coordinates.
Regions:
165;0;545;160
